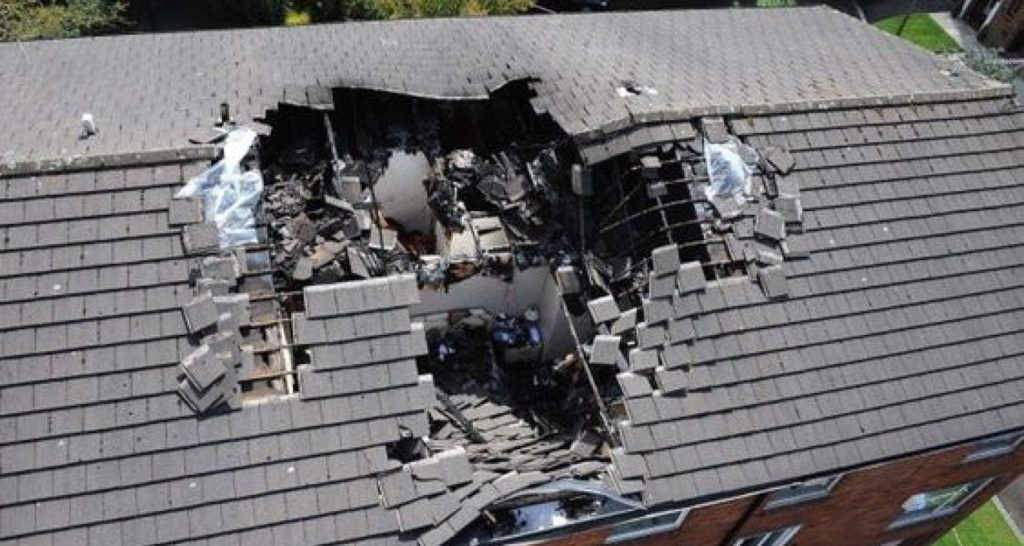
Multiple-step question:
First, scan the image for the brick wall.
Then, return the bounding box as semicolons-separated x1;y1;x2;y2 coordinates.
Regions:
537;439;1024;546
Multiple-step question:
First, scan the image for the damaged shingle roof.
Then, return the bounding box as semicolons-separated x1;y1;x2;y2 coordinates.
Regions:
618;97;1024;507
0;6;1022;546
0;158;438;544
0;7;1008;163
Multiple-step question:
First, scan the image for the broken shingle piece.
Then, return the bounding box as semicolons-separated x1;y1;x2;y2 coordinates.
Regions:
647;180;669;199
181;292;219;334
214;294;251;327
643;298;672;325
700;117;730;144
754;208;786;242
397;497;434;532
617;372;654;399
379;470;418;508
629;348;660;372
672;291;700;319
587;295;620;324
651;244;680;276
181;345;225;391
774;195;803;224
182;223;219;254
611;447;648;480
570;430;603;457
637;323;666;350
649;272;677;299
590;335;622;366
758;265;789;300
781;235;811;260
640;156;662;180
676;262;707;295
196;278;231;296
745;241;783;266
610;308;638;335
177;377;230;414
659;342;692;368
764;146;796;174
556;265;582;295
200;255;240;283
292;257;314;282
492;471;549;497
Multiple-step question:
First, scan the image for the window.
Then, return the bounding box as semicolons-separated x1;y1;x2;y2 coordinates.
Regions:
605;509;687;544
461;480;643;544
964;431;1024;463
890;478;992;528
732;525;801;546
764;474;842;509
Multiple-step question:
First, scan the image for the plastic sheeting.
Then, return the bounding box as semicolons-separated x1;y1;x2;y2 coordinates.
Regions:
176;127;263;249
703;137;756;202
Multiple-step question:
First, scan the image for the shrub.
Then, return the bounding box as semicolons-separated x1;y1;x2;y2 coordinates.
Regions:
354;0;532;19
963;45;1017;83
0;0;127;41
284;8;312;26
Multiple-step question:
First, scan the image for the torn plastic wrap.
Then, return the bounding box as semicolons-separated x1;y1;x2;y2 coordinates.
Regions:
703;137;756;203
176;127;263;249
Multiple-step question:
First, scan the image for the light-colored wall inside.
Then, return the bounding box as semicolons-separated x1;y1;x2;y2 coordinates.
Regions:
374;150;433;233
412;266;575;360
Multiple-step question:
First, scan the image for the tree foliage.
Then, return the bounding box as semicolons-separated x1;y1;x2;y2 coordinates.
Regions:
0;0;127;41
347;0;532;19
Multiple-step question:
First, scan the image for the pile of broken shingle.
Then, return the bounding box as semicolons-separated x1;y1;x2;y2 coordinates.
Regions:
378;446;578;546
263;162;393;286
697;116;806;301
176;250;254;414
427;391;609;480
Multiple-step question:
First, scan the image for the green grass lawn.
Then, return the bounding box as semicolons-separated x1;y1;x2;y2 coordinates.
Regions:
934;501;1023;546
875;13;962;54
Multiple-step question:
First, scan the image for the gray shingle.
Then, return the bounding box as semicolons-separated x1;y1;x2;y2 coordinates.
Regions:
587;295;620;324
591;335;623;366
651;244;681;276
676;262;707;294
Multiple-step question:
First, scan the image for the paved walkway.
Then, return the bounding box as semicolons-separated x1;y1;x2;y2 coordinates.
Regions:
930;11;982;49
998;476;1024;544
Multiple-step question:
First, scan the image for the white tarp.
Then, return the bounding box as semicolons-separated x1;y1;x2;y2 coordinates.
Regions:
703;136;756;203
176;127;263;249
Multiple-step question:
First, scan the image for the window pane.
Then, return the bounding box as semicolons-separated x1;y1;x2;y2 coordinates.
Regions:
733;525;801;546
965;432;1024;462
764;475;841;509
892;478;992;527
605;510;686;543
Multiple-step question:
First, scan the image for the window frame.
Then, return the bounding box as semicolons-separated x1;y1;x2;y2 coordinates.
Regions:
963;431;1024;463
731;524;802;546
889;478;993;529
763;474;843;510
604;508;689;544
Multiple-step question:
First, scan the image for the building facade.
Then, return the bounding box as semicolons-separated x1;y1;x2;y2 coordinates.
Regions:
536;433;1024;546
957;0;1023;51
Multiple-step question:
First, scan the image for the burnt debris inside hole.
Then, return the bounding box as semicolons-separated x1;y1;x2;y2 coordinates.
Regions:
259;83;611;476
259;82;572;292
237;81;802;541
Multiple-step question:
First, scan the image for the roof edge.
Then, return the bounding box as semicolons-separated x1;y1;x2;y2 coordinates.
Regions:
572;84;1016;144
0;145;218;178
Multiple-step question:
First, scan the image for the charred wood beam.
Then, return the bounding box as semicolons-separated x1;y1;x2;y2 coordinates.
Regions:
599;198;709;235
436;390;488;444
